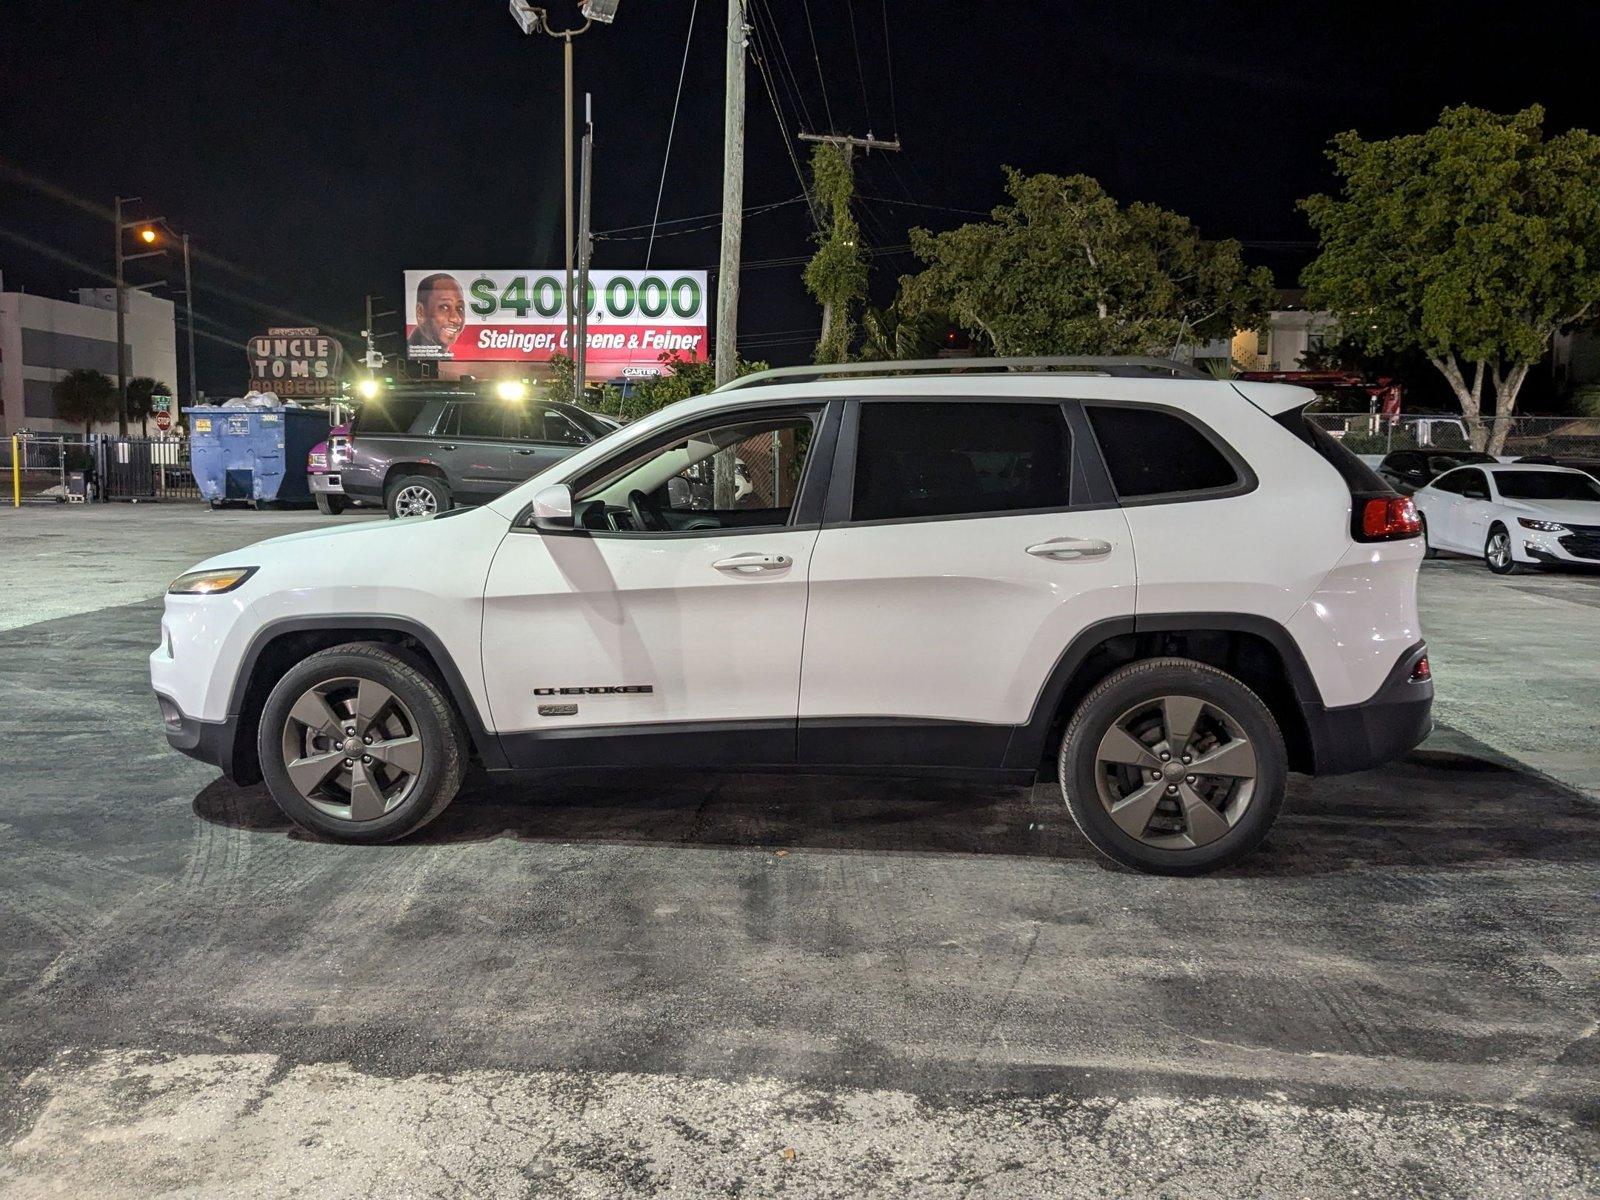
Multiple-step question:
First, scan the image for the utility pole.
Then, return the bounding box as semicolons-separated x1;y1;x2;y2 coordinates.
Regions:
564;35;577;363
715;0;748;388
114;196;128;435
574;93;594;404
798;132;901;354
181;233;197;418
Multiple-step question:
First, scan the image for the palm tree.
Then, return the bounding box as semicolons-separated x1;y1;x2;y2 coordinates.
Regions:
52;368;118;436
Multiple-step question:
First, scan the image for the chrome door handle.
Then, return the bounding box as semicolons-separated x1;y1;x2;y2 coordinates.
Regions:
513;448;537;455
712;552;793;574
437;443;457;452
1026;537;1112;560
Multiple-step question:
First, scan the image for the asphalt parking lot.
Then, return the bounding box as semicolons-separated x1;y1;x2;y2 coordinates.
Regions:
1;505;1596;1198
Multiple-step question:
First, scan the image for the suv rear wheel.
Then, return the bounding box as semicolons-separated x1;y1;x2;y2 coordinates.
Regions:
387;474;450;519
1058;658;1288;875
257;643;466;843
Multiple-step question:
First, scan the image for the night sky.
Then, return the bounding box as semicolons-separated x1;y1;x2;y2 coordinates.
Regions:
3;1;1597;398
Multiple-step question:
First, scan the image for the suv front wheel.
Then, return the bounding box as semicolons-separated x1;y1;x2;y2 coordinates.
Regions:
257;643;466;843
1058;658;1288;875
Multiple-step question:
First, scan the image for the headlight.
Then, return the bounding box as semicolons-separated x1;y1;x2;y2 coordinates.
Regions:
1517;518;1568;532
168;567;257;595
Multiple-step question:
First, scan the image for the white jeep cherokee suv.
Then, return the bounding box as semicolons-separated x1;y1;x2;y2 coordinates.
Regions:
152;359;1432;874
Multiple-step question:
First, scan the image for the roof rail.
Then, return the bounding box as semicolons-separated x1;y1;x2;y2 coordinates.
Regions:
715;355;1211;391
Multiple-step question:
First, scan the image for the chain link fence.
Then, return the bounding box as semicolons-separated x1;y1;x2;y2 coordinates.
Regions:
1307;412;1600;459
4;434;95;504
5;433;201;506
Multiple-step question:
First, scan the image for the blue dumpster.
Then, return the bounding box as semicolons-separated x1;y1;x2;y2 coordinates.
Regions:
185;406;330;507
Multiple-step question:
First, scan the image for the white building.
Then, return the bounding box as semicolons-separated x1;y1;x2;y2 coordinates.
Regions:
0;276;178;436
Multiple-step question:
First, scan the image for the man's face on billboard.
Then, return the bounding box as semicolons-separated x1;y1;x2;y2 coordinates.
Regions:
418;279;466;348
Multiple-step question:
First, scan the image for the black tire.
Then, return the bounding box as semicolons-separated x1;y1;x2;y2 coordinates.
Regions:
1058;657;1288;875
1484;523;1524;575
1419;513;1438;558
315;491;348;516
257;643;466;843
386;474;450;519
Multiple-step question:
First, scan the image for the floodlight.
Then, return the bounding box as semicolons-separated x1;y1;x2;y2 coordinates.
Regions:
495;380;529;402
356;378;381;400
509;0;543;35
580;0;620;23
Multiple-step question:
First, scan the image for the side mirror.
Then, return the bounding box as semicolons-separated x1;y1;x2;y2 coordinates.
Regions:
530;483;574;531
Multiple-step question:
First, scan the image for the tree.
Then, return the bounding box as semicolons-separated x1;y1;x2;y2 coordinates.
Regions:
858;299;949;361
52;368;118;435
126;377;173;434
1301;105;1600;453
896;168;1274;357
802;143;868;364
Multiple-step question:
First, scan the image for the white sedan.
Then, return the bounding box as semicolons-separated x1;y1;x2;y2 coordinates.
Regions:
1413;463;1600;574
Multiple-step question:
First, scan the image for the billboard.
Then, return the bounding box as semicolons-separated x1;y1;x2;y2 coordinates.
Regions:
404;269;708;369
246;327;344;398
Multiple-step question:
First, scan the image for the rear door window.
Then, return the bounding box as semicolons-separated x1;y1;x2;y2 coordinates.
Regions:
450;403;509;440
851;401;1073;522
1086;405;1241;499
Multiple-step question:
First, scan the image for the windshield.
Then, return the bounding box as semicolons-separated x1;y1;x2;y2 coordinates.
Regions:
1494;471;1600;502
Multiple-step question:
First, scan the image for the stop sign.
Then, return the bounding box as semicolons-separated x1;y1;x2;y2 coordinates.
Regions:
155;410;172;432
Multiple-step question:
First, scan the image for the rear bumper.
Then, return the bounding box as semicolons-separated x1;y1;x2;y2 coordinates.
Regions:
1300;641;1433;775
156;692;248;783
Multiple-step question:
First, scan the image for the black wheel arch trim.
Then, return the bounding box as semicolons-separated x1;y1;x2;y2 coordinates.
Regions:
1003;612;1429;777
226;614;507;771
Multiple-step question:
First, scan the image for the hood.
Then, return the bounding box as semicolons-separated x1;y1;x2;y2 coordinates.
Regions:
181;508;489;575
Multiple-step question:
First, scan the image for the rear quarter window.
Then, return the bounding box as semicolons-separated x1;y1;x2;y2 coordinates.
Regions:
1086;405;1242;499
352;398;429;436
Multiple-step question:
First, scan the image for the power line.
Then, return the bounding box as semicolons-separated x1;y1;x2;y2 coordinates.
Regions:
843;0;871;130
595;195;807;241
750;0;815;134
880;0;899;139
644;0;700;271
858;194;991;218
800;0;835;132
747;14;819;225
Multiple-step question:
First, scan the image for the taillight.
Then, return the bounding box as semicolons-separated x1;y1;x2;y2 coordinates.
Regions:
1409;655;1431;683
331;435;351;468
1356;496;1421;542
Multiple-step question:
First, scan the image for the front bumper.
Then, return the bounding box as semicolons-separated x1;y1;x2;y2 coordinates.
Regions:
156;692;247;781
308;472;344;496
1300;641;1434;775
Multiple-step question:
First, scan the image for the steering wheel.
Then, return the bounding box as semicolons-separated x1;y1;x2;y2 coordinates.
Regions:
627;489;667;532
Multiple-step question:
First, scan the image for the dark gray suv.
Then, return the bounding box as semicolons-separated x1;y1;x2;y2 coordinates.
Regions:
341;385;613;517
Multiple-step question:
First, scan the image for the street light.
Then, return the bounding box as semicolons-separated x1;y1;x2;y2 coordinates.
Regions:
356;378;382;401
509;1;622;404
113;197;169;435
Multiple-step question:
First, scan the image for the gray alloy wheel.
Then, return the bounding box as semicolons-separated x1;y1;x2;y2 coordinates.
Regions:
1058;657;1287;875
279;676;424;822
1485;524;1522;574
392;482;440;518
256;643;466;843
1092;695;1257;850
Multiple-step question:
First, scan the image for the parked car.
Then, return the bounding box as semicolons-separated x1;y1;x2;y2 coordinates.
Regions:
338;385;614;518
152;359;1432;875
1516;453;1600;482
1377;448;1497;494
307;422;354;515
1413;463;1600;573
